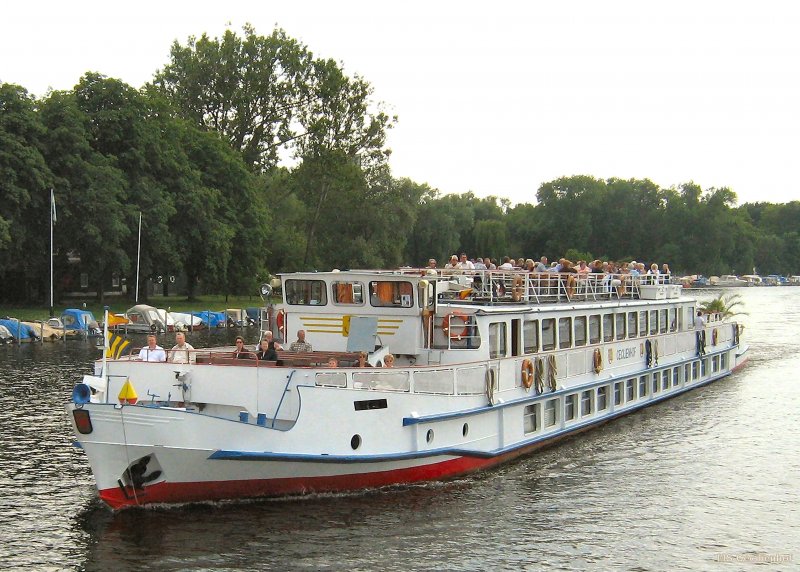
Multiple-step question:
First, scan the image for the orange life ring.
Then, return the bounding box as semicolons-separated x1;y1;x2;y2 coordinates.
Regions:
276;309;286;337
593;348;603;374
442;311;469;340
521;358;534;389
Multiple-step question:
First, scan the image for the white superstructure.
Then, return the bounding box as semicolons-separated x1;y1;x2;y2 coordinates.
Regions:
67;269;748;509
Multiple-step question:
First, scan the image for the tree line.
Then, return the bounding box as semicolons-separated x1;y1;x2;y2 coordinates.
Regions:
1;25;797;305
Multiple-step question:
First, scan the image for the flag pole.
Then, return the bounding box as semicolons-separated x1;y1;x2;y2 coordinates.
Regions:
101;306;109;385
50;189;55;317
135;212;142;303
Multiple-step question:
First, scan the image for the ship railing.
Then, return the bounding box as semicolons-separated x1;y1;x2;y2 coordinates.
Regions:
433;269;671;304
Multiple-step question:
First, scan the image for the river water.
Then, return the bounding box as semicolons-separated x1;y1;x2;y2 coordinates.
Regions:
0;288;797;571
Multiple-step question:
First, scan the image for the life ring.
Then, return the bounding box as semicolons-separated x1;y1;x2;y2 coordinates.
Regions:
521;358;534;389
276;309;286;337
593;348;603;374
712;328;718;345
442;311;469;341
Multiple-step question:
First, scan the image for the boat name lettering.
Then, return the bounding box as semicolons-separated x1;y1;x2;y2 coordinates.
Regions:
617;346;638;360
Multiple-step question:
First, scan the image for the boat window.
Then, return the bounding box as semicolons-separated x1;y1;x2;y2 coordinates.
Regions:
589;314;601;344
574;316;587;347
649;310;658;335
614;382;623;405
433;314;480;350
688;306;696;329
558;317;572;349
331;281;365;305
603;314;614;342
639;311;648;337
662;370;670;390
669;308;678;332
523;320;539;353
597;386;608;410
580;390;593;416
565;394;577;421
627;312;638;339
652;373;659;394
369;281;413;308
701;358;708;376
673;367;680;386
523;403;541;434
659;309;668;333
541;318;556;351
285;280;327;306
685;363;691;382
692;361;699;380
720;353;727;370
626;379;636;401
615;314;626;340
639;375;648;397
489;322;507;359
545;399;558;427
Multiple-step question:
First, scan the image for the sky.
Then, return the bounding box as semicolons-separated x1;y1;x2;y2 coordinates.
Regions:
2;0;799;206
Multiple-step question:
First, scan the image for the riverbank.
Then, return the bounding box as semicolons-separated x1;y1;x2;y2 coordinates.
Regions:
0;295;265;322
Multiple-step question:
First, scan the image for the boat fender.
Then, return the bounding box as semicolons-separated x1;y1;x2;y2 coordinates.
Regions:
547;354;558;392
485;368;496;406
521;358;534;390
276;309;286;338
645;339;653;368
534;358;544;393
712;328;718;346
72;383;92;405
442;311;469;341
593;348;603;374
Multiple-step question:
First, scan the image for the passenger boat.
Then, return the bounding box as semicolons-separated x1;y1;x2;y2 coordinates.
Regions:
66;268;748;509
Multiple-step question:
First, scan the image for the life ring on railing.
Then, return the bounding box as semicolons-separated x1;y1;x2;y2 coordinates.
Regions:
593;348;603;374
276;309;286;338
442;311;469;341
521;358;534;389
712;328;718;345
512;275;524;302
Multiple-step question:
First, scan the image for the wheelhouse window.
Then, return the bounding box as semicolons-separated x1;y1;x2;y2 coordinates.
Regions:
558;317;572;349
574;316;587;347
541;318;556;351
332;281;364;305
369;281;413;308
523;320;539;353
489;322;507;359
286;280;327;306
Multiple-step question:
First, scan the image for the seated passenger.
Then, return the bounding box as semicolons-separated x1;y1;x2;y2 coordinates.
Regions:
289;329;313;352
256;338;278;361
233;336;254;359
383;353;395;367
355;352;370;367
327;357;338;368
139;334;166;362
169;331;195;364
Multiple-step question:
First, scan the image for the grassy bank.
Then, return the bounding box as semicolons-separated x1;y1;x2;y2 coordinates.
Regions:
1;295;267;322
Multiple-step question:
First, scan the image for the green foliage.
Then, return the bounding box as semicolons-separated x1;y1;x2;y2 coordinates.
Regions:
699;293;746;318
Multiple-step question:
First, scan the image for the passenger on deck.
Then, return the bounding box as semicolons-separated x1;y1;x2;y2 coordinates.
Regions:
457;253;474;270
256;338;278;361
483;257;496;270
444;255;459;269
327;357;339;368
535;257;549;272
139;334;166;362
260;330;283;351
169;331;195;364
355;352;369;367
498;256;514;270
289;329;313;352
383;353;395;367
233;336;254;359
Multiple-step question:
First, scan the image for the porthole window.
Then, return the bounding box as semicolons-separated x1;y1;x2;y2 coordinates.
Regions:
350;434;361;450
462;423;469;437
426;429;434;444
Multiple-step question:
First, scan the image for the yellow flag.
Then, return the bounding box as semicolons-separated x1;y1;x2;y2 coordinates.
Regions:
106;331;131;359
107;313;129;326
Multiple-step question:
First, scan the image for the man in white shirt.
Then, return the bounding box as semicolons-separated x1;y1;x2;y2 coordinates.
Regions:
457;253;475;270
139;334;166;362
169;331;195;364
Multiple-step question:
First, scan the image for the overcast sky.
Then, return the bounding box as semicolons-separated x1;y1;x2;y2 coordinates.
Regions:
3;0;798;206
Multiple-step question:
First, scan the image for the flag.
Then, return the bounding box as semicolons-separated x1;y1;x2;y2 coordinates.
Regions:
50;189;57;223
107;313;129;326
106;331;131;359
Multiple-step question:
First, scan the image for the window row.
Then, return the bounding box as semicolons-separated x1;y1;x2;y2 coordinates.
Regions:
285;279;416;308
